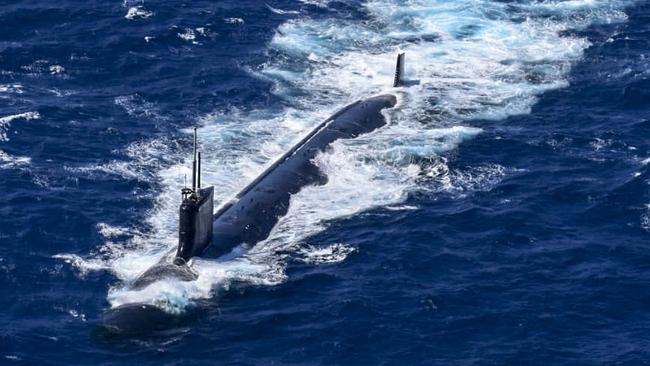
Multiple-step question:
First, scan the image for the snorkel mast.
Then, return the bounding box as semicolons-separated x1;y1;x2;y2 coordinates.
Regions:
181;128;201;200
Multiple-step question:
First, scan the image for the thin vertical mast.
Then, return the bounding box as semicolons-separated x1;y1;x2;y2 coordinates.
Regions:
197;151;201;189
192;127;197;192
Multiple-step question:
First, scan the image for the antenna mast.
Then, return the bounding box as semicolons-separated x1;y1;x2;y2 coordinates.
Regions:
192;127;197;192
197;151;201;189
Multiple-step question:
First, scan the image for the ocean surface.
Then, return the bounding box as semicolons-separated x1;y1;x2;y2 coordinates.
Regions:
1;0;649;364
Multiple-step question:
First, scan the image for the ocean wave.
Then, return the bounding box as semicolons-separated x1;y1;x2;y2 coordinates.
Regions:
58;0;636;313
0;111;40;141
296;243;356;264
642;204;650;231
266;4;300;15
0;150;30;170
0;84;23;96
114;95;165;120
125;6;153;20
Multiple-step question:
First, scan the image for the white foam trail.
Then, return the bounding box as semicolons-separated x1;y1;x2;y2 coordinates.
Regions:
385;205;418;211
266;4;300;15
0;150;30;169
640;203;650;232
125;6;152;20
224;17;244;24
97;223;135;239
64;138;176;181
0;111;38;168
0;84;23;96
0;111;40;141
58;0;635;312
296;243;356;264
49;65;65;75
114;95;164;120
423;161;511;196
298;0;331;8
178;28;200;44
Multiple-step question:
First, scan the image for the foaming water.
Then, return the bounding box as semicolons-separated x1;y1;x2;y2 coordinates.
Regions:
0;111;40;141
0;150;31;169
0;112;40;168
58;0;635;313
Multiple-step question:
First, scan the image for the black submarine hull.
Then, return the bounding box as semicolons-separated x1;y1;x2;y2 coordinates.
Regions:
99;95;397;334
208;94;397;255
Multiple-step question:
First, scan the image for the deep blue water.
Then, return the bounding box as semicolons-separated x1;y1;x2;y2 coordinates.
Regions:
1;0;650;364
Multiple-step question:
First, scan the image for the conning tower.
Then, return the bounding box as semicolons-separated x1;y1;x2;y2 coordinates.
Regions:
174;128;214;265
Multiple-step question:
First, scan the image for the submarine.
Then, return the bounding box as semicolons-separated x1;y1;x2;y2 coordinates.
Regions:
99;54;407;335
